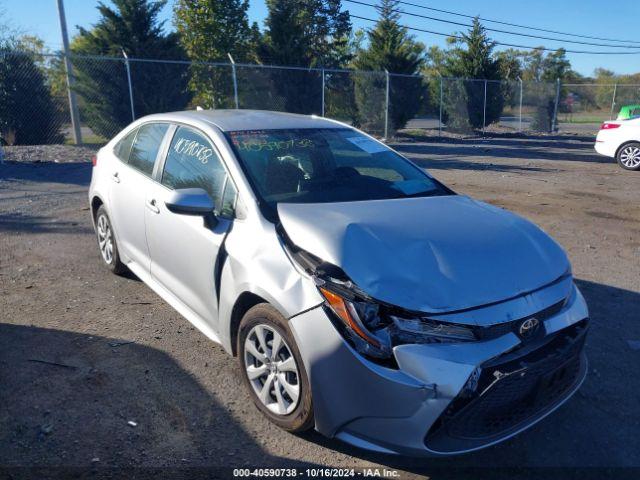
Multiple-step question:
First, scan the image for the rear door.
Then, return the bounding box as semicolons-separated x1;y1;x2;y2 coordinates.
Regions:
145;125;238;328
108;122;170;272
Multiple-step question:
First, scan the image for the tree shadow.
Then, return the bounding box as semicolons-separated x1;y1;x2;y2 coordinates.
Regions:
0;213;94;235
0;324;325;477
298;279;640;476
0;162;92;187
394;142;611;167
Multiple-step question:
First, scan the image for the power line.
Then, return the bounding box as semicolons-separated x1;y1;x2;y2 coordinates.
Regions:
349;14;640;54
396;0;640;45
344;0;640;49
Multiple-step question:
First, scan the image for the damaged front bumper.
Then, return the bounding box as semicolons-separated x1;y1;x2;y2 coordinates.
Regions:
288;283;589;457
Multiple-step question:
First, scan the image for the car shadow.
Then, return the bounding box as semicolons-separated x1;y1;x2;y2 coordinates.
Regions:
298;278;640;475
0;324;326;477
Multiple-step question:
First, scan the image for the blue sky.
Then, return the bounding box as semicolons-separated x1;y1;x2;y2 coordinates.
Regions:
3;0;640;76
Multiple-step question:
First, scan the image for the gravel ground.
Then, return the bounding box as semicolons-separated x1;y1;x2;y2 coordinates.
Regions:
1;136;639;479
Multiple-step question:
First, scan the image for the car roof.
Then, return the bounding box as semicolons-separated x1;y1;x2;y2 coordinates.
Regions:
145;109;345;132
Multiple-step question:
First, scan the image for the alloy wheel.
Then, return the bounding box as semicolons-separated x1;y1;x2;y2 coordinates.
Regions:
620;145;640;168
244;324;300;415
96;214;114;264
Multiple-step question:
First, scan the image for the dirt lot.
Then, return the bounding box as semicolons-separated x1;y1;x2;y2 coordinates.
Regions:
1;135;639;479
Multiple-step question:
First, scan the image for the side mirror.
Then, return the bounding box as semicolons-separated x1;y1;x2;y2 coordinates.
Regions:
165;188;215;216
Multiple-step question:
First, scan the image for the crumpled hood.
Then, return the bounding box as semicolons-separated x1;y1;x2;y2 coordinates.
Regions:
278;195;569;313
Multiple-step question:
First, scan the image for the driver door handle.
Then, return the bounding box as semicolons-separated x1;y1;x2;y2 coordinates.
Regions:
146;198;160;214
111;172;120;183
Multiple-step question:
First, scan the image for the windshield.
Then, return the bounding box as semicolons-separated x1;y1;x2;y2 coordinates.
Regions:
226;128;451;212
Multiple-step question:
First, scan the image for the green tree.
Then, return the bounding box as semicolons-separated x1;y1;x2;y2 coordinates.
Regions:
495;49;523;81
0;37;63;145
443;17;504;131
540;49;571;82
353;0;426;133
72;0;190;138
260;0;351;67
174;0;258;108
258;0;351;114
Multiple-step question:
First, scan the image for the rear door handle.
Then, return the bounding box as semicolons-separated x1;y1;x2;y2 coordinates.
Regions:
146;198;160;214
111;172;120;183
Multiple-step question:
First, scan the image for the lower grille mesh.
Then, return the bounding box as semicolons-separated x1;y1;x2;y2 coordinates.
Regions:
426;319;588;452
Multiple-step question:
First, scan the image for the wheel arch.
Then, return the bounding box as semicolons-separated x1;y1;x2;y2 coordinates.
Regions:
90;195;105;223
229;291;269;357
615;139;640;158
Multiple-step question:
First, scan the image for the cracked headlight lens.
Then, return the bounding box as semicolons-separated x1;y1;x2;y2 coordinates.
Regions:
317;278;475;361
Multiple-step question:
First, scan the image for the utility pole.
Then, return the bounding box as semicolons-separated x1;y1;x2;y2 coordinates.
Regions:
56;0;82;144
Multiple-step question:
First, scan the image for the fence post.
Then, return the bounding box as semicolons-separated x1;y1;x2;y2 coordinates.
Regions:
56;0;82;144
439;76;443;137
518;77;523;133
122;50;135;122
482;79;487;136
384;70;390;139
228;53;239;109
321;68;325;117
609;83;618;120
552;78;561;132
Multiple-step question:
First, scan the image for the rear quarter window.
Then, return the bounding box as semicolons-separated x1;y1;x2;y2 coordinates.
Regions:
114;129;137;162
128;123;169;177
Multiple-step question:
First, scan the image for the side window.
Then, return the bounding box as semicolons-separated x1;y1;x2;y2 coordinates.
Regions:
128;123;169;176
162;126;237;217
114;128;137;163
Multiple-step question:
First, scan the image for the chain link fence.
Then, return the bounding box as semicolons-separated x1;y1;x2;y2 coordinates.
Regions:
2;50;639;146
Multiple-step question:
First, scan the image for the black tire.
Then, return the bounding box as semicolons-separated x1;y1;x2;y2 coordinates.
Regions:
237;303;314;433
94;205;127;275
616;142;640;171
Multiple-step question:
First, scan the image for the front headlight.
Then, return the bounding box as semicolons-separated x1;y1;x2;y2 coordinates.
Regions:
316;277;476;361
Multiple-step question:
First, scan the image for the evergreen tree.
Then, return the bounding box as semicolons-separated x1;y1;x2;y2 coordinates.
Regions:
258;0;351;114
72;0;190;138
174;0;258;108
353;0;426;132
260;0;351;67
0;38;63;145
444;17;504;131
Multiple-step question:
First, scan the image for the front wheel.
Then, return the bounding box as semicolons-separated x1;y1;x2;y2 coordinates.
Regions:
616;142;640;170
237;304;314;432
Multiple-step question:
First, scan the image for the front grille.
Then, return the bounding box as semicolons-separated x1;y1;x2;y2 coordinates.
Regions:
475;299;565;341
425;319;588;453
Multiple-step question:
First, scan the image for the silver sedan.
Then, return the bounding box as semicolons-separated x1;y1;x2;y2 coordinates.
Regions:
88;110;588;456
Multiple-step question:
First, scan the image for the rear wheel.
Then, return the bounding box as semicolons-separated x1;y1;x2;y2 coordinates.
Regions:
237;304;314;432
95;206;126;274
616;142;640;170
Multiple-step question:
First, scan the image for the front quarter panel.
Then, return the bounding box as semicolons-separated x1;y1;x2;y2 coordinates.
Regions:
216;216;324;354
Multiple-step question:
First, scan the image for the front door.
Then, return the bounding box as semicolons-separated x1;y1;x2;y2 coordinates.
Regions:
145;125;238;328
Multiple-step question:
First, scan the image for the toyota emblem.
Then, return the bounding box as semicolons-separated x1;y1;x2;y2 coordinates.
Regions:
518;317;540;338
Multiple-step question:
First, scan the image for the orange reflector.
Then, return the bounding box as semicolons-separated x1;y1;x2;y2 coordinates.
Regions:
319;287;380;347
